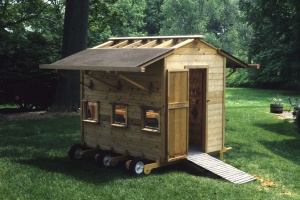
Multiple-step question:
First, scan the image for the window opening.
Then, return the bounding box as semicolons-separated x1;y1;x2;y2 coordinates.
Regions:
142;107;160;132
82;100;99;123
112;104;127;127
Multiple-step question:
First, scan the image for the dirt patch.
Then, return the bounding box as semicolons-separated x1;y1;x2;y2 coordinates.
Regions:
273;111;295;120
254;175;293;197
254;175;276;190
0;111;79;122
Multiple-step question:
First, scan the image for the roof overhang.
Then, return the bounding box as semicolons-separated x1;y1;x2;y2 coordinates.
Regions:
217;49;260;69
199;40;260;69
40;48;174;72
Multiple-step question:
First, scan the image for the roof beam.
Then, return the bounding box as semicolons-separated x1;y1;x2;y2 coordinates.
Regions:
154;39;173;48
138;40;157;48
172;39;194;49
87;74;116;88
92;41;114;49
109;40;129;48
123;40;142;48
109;35;205;41
118;74;150;93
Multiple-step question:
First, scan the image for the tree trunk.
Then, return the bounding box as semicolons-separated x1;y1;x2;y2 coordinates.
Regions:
51;0;89;112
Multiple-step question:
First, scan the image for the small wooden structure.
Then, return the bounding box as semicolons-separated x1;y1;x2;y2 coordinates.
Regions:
41;35;259;176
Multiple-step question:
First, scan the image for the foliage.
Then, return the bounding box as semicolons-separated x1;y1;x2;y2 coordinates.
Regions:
144;0;164;36
109;0;146;37
271;94;283;105
0;88;300;199
234;0;300;90
0;0;63;110
159;0;247;57
2;0;300;110
88;0;123;46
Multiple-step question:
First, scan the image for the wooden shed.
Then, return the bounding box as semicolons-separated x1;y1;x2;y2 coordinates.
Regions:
41;35;259;178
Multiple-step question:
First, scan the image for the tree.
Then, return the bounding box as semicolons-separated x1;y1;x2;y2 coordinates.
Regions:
109;0;146;37
234;0;300;90
88;0;123;46
160;0;201;35
160;0;245;56
0;0;63;110
144;0;164;36
50;0;89;112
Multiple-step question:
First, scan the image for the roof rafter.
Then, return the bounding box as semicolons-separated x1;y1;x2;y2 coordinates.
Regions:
123;40;142;48
154;39;174;48
138;40;157;48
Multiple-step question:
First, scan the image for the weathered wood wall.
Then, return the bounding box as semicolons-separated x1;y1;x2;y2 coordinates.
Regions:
81;60;166;161
165;40;225;153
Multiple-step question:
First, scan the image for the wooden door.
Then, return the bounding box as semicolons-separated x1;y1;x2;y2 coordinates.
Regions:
167;70;189;161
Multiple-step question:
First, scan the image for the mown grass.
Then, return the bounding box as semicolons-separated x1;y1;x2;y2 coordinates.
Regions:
0;88;299;199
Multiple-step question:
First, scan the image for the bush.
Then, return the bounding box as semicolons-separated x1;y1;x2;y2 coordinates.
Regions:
0;31;59;111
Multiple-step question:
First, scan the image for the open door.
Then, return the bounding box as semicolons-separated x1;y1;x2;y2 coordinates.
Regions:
167;70;189;161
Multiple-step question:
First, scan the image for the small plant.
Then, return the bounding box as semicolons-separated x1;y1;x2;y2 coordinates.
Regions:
270;95;284;113
271;96;283;105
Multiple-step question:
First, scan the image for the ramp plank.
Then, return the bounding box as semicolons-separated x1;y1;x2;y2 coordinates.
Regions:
187;151;256;184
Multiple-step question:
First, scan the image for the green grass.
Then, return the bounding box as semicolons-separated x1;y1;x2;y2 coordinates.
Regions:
0;88;299;199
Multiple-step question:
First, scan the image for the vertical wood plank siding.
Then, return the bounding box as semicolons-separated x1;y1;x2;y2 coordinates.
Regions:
166;40;225;153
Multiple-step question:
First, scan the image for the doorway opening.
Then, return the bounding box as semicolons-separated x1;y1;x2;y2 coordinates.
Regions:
188;68;207;153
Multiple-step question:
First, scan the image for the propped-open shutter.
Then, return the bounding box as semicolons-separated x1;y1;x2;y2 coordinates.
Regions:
167;70;189;161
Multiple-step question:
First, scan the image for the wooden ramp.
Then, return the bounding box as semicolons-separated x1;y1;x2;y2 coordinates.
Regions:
187;151;256;184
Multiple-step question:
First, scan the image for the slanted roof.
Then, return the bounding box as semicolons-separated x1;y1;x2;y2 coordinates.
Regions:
40;48;173;72
40;35;259;71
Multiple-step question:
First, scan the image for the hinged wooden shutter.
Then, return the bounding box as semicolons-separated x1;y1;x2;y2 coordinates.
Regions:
167;69;189;161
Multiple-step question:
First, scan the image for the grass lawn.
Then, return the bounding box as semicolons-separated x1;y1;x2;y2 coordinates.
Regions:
0;88;299;199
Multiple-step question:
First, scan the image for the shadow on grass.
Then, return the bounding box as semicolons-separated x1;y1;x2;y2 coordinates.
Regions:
16;156;220;185
258;139;300;165
254;120;300;165
17;157;132;184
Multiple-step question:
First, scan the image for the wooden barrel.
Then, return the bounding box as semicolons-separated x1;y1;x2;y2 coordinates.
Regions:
270;104;283;113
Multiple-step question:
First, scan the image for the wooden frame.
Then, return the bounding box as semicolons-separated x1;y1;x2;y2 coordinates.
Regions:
111;103;128;128
82;100;100;123
141;106;161;133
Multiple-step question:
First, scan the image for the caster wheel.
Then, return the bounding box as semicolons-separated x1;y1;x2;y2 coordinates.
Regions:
129;157;145;175
96;151;112;167
68;144;85;160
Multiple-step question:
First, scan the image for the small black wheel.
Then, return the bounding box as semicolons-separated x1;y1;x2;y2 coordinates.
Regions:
68;144;85;160
129;157;145;175
95;151;112;167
